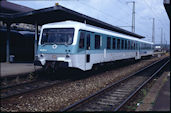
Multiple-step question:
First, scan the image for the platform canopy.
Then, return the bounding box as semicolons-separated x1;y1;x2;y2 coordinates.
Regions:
0;5;144;39
164;0;171;20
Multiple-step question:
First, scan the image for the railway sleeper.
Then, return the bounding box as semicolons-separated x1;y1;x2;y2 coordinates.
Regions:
112;91;130;95
98;98;120;105
108;93;126;97
103;95;118;100
96;100;116;106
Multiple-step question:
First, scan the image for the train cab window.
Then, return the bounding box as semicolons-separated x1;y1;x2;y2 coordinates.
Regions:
79;32;85;48
112;38;116;49
107;37;111;49
125;40;127;49
121;40;124;49
86;34;90;50
95;35;100;49
117;39;120;49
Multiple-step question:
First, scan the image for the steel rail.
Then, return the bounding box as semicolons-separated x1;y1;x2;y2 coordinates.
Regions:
61;57;169;112
0;71;40;90
0;79;37;90
114;59;170;111
0;79;69;99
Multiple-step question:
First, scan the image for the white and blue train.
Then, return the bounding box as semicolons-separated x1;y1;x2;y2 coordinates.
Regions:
35;21;154;71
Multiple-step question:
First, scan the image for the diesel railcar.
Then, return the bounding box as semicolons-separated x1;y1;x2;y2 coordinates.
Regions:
35;21;153;71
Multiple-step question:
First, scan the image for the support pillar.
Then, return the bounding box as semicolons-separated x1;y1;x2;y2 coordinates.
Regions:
6;23;11;62
34;21;38;61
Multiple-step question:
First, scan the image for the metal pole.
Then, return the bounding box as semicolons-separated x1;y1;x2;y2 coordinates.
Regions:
128;1;135;33
132;1;135;33
164;33;166;50
84;20;86;24
34;21;38;61
160;28;163;50
152;18;155;43
6;23;11;62
166;40;168;51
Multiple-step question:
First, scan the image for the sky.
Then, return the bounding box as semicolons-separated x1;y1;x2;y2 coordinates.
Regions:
8;0;170;44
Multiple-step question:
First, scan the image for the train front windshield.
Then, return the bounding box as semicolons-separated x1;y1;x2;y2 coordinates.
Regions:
41;28;74;45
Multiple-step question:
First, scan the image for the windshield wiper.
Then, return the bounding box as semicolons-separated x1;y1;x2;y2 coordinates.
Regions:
41;42;57;46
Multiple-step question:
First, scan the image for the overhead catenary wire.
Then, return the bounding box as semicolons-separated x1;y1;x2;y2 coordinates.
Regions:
117;0;152;37
78;0;131;27
120;0;168;44
143;0;167;31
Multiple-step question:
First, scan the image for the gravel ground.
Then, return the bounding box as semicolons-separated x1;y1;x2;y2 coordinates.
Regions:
0;55;168;112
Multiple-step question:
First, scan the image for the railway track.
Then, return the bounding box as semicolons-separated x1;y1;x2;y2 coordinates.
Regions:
62;57;170;112
0;57;146;100
0;77;69;99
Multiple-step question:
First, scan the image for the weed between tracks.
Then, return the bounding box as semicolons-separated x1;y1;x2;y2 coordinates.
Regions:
120;63;170;111
120;77;156;111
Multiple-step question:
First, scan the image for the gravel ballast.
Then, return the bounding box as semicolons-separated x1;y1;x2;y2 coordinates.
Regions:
0;55;168;112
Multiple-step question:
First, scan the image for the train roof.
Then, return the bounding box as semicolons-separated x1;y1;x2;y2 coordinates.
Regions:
42;21;153;45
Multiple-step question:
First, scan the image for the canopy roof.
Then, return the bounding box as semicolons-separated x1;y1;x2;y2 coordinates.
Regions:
0;5;145;39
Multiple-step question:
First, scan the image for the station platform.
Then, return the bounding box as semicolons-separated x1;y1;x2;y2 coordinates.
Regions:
0;62;42;78
136;72;170;111
152;75;170;111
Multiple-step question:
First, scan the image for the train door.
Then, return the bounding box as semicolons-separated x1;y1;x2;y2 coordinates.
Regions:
136;42;140;59
85;33;91;70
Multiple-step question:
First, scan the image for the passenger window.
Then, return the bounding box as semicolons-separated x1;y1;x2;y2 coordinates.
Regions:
121;40;124;49
95;35;100;49
79;32;85;48
125;40;127;49
117;39;120;49
128;41;130;50
107;37;111;49
86;34;90;50
112;38;116;49
132;42;134;50
131;41;134;50
136;43;138;50
133;42;136;50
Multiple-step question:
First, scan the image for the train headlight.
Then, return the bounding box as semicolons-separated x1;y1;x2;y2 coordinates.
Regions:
40;54;44;57
39;54;44;58
66;54;70;58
